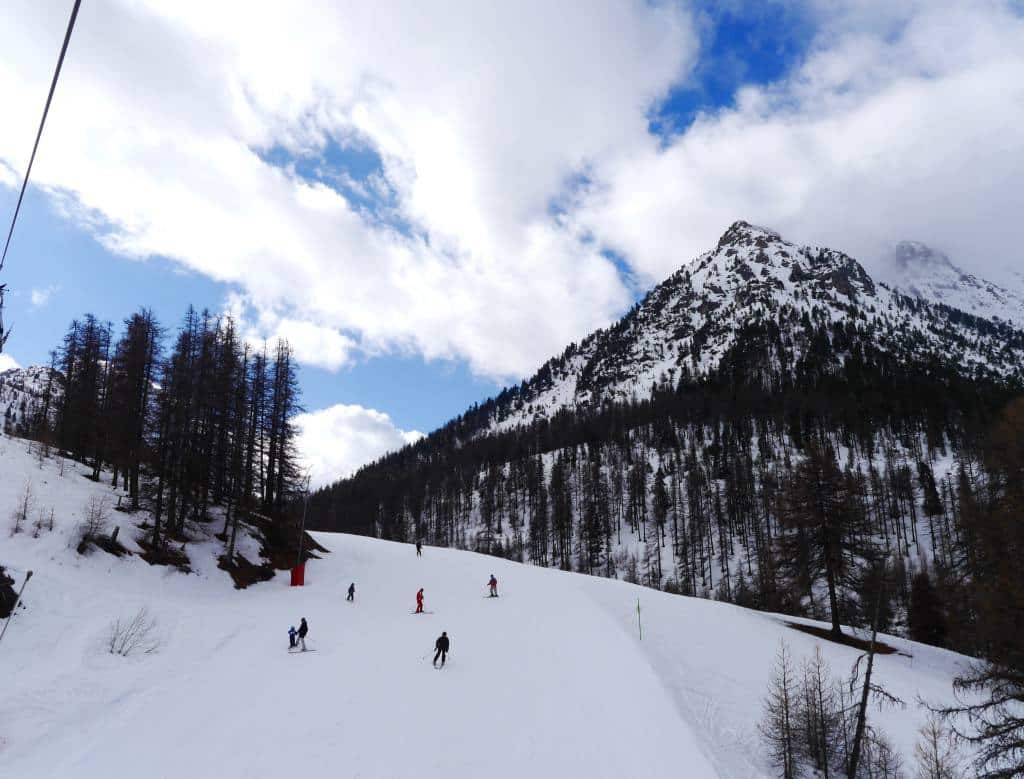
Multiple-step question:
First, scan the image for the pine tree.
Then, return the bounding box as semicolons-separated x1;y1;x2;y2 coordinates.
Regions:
799;646;842;778
760;641;800;779
908;567;946;648
778;442;864;637
936;398;1024;778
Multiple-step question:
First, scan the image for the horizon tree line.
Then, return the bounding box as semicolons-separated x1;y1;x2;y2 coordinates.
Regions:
18;305;304;562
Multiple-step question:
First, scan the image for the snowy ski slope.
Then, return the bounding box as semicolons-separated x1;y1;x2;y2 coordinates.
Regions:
0;435;974;778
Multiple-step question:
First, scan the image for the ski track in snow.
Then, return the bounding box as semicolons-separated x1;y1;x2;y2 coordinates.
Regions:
0;434;977;778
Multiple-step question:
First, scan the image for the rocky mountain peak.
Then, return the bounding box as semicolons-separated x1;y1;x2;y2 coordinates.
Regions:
881;241;1024;326
698;222;875;307
484;223;1024;432
716;220;783;250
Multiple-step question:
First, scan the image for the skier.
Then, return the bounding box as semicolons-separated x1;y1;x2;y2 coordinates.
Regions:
433;631;450;668
415;588;425;614
297;617;309;651
288;625;297;649
487;574;498;598
416;540;422;557
347;582;355;602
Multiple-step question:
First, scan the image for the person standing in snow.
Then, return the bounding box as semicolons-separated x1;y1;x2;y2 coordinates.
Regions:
347;583;355;602
433;631;450;668
297;617;309;651
415;588;425;614
288;625;297;649
487;574;498;598
416;540;422;557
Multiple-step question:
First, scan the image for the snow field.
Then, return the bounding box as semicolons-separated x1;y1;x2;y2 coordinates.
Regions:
0;434;974;778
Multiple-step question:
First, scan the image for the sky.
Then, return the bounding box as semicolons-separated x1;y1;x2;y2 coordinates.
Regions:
1;0;1022;487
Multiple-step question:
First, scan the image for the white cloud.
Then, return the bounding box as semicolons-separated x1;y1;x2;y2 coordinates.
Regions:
2;0;1020;396
576;1;1024;285
224;293;359;371
295;404;423;489
30;285;58;308
0;353;20;373
0;159;15;188
0;1;696;380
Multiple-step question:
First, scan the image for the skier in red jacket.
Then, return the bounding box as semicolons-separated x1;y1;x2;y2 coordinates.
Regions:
415;588;424;614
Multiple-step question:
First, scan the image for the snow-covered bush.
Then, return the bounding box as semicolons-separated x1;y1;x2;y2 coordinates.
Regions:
106;607;160;656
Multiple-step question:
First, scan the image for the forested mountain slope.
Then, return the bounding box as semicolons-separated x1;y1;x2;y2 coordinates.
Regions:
1;364;59;435
307;224;1024;659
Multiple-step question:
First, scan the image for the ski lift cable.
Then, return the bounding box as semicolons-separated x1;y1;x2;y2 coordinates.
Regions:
0;0;83;274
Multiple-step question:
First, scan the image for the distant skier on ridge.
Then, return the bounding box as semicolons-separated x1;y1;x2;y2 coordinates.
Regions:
487;574;498;598
415;588;425;614
347;582;355;602
416;540;422;557
433;631;450;668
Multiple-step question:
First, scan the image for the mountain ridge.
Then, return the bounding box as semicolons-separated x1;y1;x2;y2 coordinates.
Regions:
483;220;1024;433
880;240;1024;327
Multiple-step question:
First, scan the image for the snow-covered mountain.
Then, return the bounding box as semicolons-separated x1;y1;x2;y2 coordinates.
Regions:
489;221;1024;431
0;433;978;778
880;240;1024;327
0;365;59;433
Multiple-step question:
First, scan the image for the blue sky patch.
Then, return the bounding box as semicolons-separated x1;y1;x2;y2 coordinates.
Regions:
649;3;814;141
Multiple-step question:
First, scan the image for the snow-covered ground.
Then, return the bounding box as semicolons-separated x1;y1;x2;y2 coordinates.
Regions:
0;434;975;778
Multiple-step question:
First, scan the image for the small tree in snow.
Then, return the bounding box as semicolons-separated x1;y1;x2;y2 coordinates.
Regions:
77;496;109;553
9;479;33;536
760;640;800;778
800;646;844;776
914;715;959;779
31;507;47;538
107;607;160;656
859;729;905;778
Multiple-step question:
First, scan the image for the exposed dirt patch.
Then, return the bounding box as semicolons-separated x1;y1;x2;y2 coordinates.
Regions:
136;537;193;573
79;531;130;558
785;622;908;657
219;553;276;589
248;512;328;570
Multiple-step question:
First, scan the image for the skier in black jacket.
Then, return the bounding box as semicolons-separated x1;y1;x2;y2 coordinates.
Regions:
347;583;355;602
433;631;450;668
297;617;309;651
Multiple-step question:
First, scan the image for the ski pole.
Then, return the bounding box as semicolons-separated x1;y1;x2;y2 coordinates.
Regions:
0;570;33;647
